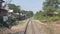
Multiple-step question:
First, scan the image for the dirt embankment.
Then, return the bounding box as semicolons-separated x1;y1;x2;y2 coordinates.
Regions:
0;27;13;34
0;19;29;34
35;20;60;34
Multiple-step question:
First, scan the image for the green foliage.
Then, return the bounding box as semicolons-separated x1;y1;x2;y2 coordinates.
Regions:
43;0;60;16
56;9;60;16
8;4;21;12
26;11;33;18
0;17;4;26
34;10;60;23
0;3;33;28
0;17;9;27
34;0;60;23
0;16;17;28
7;17;17;28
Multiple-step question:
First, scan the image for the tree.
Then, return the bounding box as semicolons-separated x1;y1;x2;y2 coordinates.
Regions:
43;0;60;16
56;9;60;16
26;11;34;18
34;0;60;22
8;4;21;12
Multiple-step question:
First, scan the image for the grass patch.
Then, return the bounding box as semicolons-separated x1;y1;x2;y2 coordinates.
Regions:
16;20;25;25
34;15;60;23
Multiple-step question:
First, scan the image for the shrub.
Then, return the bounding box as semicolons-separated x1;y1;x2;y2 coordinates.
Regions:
7;17;17;28
34;15;60;23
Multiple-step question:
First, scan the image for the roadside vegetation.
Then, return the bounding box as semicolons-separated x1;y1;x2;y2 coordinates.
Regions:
34;0;60;23
0;3;33;28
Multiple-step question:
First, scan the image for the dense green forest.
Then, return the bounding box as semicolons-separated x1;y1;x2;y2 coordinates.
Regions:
35;0;60;23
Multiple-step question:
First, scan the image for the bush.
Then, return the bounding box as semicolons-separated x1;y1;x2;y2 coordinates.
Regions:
0;16;17;28
0;17;7;27
7;17;17;28
34;15;60;23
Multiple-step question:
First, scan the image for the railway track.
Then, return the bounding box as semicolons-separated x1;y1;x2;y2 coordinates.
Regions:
14;20;30;34
13;19;55;34
14;19;42;34
24;20;41;34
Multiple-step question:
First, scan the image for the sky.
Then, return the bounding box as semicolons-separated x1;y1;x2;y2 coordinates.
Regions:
4;0;45;13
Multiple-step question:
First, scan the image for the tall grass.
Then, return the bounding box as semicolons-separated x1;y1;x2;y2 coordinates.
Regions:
34;15;60;23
